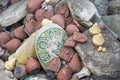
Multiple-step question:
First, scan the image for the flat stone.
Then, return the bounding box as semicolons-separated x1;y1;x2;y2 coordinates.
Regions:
67;0;97;22
90;0;108;16
0;0;27;27
102;15;120;39
75;30;120;79
108;1;120;14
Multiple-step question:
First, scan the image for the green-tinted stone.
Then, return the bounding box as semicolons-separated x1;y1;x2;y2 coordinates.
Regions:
35;23;67;71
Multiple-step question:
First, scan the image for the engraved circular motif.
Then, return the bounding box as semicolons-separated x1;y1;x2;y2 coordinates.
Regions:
36;23;67;70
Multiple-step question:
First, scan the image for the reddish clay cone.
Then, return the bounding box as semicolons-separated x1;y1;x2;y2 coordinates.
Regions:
47;57;61;73
72;31;88;43
44;10;54;19
3;39;21;52
59;47;74;62
0;32;12;47
65;24;79;36
35;9;46;21
64;36;76;47
27;0;43;12
51;14;65;28
25;20;37;35
13;25;27;40
57;65;72;80
26;57;41;74
68;54;82;73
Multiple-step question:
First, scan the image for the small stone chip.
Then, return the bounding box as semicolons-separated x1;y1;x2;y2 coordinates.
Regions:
47;57;61;73
73;31;88;43
59;47;74;62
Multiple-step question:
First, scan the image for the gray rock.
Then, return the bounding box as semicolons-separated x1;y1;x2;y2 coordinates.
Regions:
0;70;17;80
67;0;97;26
75;30;120;79
0;0;28;27
108;1;120;15
67;0;96;22
102;15;120;39
90;0;109;16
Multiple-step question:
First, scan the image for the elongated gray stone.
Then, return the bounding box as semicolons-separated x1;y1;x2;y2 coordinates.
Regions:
0;0;28;27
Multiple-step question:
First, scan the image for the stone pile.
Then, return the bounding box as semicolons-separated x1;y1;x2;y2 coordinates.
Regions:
0;0;120;80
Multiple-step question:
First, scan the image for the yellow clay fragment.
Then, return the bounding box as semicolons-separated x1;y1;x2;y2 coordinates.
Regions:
92;33;104;46
89;22;101;35
97;46;103;52
102;47;106;53
4;58;17;71
41;18;53;26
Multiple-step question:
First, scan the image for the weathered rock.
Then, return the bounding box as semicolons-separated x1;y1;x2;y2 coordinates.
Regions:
67;0;97;23
0;0;10;14
102;15;120;39
90;0;108;16
0;70;17;80
0;0;27;27
108;1;120;15
75;30;120;79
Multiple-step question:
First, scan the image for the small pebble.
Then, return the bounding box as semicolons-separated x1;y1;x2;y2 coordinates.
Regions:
14;65;27;79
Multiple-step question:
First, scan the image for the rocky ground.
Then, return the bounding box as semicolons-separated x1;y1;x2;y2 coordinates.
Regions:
0;0;120;80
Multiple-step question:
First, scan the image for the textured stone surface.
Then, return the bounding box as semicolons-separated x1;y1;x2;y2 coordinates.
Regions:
0;70;17;80
75;30;120;79
90;0;108;16
108;1;120;15
102;15;120;40
0;0;27;27
67;0;96;22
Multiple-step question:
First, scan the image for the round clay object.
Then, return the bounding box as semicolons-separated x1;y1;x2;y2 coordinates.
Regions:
26;57;41;74
13;25;27;40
